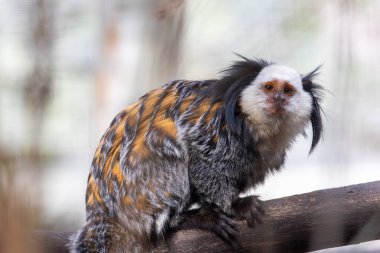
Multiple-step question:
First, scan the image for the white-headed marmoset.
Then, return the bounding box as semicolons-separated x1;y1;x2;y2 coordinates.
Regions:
69;56;323;253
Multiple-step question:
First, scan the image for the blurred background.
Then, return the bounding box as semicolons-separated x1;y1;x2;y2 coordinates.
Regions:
0;0;379;252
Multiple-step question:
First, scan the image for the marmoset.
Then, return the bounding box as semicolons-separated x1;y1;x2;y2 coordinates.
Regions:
70;56;323;253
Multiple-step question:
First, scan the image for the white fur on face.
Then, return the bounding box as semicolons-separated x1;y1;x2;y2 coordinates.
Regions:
253;65;304;90
240;64;312;138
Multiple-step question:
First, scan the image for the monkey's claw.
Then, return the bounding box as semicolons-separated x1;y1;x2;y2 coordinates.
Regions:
209;208;238;248
232;195;265;228
178;206;239;248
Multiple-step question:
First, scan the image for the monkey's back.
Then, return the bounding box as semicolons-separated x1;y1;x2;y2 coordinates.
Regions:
83;79;221;245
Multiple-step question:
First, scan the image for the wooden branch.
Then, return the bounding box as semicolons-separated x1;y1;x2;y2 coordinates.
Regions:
29;181;380;253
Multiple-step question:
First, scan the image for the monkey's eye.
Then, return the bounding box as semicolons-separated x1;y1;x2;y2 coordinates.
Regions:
284;87;294;96
264;84;274;91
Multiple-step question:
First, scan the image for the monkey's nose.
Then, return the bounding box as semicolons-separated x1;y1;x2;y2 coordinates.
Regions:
273;93;286;103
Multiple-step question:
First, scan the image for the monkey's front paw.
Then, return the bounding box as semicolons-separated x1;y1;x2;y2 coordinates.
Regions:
232;195;265;228
179;206;238;248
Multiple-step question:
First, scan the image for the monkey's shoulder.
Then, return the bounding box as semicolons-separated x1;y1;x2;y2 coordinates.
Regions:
90;80;211;173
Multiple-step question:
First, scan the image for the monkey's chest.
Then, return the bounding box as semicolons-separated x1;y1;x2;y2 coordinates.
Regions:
242;148;286;190
259;149;285;171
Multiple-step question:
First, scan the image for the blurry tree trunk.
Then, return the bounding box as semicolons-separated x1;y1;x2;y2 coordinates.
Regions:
0;167;43;253
318;1;356;247
16;2;54;251
94;0;121;129
23;0;55;160
92;0;185;133
136;0;186;92
333;0;355;163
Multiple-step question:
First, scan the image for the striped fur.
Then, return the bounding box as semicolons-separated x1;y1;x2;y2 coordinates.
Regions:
70;57;323;252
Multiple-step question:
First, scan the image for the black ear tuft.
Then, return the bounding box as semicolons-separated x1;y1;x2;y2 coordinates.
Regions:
205;55;271;134
302;65;324;154
200;55;272;148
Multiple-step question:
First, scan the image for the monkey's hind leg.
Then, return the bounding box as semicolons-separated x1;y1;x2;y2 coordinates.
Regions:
69;216;141;253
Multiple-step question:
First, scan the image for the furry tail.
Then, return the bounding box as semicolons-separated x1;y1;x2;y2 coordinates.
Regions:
69;219;117;253
68;217;146;253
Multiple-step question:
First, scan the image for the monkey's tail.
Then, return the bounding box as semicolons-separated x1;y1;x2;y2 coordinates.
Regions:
68;216;146;253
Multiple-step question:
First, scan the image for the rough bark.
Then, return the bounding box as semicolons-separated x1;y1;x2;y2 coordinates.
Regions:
26;181;380;253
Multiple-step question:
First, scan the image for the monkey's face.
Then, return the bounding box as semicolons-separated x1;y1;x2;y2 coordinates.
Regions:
240;65;312;126
260;79;295;116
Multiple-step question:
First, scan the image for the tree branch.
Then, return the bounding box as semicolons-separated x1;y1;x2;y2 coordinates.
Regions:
29;181;380;253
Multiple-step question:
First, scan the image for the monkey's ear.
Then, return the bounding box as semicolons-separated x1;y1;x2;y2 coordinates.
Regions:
203;56;271;141
302;66;324;154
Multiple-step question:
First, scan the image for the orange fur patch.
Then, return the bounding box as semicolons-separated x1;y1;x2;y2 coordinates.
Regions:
103;150;116;179
101;131;123;179
94;146;102;165
164;191;172;198
108;180;114;193
136;194;151;212
114;121;126;140
111;162;124;184
140;89;163;123
123;195;133;205
160;89;178;109
125;101;140;121
128;89;165;159
87;193;94;206
179;95;195;114
153;118;177;139
130;130;149;160
88;175;104;207
205;102;221;124
198;100;211;114
187;99;211;124
212;135;219;143
123;103;139;127
147;181;155;193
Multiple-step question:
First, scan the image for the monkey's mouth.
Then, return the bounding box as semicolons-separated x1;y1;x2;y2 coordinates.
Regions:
266;105;286;115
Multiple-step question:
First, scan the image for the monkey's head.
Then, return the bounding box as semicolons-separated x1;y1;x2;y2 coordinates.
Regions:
239;61;323;153
241;64;312;120
209;56;323;153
